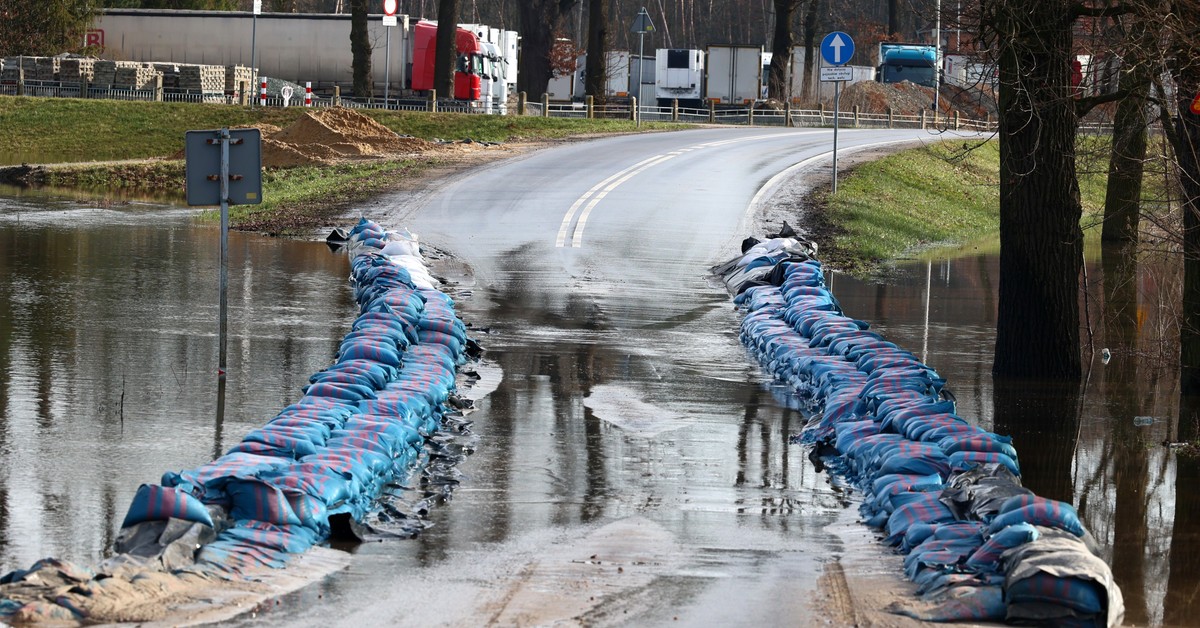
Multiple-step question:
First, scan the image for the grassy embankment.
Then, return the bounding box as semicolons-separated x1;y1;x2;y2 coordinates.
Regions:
816;137;1112;275
0;97;675;234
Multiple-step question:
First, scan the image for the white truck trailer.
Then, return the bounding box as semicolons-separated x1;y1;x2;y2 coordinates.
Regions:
705;44;762;104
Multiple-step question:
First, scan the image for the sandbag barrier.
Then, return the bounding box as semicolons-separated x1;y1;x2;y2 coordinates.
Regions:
713;234;1124;627
0;218;478;622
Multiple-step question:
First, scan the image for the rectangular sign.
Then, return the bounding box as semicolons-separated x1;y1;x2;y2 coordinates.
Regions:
382;14;398;26
820;66;853;82
185;129;263;207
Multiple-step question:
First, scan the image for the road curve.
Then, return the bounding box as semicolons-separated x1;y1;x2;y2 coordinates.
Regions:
239;126;964;628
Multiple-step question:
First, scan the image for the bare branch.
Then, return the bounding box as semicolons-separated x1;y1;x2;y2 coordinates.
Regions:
1069;1;1135;18
1075;88;1134;117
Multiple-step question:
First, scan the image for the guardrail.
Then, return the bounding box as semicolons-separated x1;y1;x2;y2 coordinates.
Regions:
0;77;1023;133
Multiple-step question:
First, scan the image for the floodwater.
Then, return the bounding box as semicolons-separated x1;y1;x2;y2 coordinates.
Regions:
0;189;1198;626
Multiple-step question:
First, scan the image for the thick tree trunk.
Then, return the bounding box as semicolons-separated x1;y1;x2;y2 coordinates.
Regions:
1101;16;1152;244
1174;0;1200;394
435;0;459;99
800;0;818;102
517;1;575;99
584;0;608;103
1179;92;1200;393
349;0;372;98
768;0;796;101
991;0;1084;379
888;0;900;37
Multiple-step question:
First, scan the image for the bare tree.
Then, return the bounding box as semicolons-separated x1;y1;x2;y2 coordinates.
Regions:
349;0;371;98
979;0;1128;378
768;0;801;101
517;0;578;98
1166;0;1200;394
434;0;458;99
584;0;608;102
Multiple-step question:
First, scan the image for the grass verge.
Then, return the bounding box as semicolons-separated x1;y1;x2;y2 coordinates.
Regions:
2;97;680;235
814;138;1111;275
0;97;672;164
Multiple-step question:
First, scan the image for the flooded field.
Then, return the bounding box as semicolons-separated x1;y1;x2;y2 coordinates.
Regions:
0;188;1196;625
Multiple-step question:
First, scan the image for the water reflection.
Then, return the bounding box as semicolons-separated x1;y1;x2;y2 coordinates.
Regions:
828;252;1191;627
0;191;353;574
3;188;1198;625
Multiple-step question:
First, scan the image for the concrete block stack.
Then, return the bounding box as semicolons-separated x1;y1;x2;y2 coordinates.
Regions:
93;60;141;86
225;64;255;93
59;58;97;83
177;64;226;92
34;57;60;81
1;56;38;82
153;63;181;88
113;63;161;89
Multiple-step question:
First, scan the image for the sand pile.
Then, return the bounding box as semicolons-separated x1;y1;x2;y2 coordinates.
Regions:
839;80;997;119
261;107;434;168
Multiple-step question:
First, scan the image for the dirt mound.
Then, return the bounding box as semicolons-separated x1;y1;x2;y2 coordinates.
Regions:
840;80;936;115
839;80;997;120
262;107;435;168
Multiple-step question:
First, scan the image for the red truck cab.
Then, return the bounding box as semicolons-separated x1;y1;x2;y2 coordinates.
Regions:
411;20;482;101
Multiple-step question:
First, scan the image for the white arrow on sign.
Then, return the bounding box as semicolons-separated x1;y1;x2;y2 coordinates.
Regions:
829;34;846;64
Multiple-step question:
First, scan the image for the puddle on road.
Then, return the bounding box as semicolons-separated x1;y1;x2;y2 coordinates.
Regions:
583;384;690;438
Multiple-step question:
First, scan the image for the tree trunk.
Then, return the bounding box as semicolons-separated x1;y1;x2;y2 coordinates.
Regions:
1101;17;1152;244
517;1;575;99
888;0;900;37
349;0;372;98
990;0;1084;379
584;0;608;103
1179;87;1200;394
800;0;818;102
1173;0;1200;394
435;0;459;99
768;0;796;101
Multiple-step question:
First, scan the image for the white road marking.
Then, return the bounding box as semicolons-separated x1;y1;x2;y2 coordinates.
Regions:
556;130;829;248
746;137;926;213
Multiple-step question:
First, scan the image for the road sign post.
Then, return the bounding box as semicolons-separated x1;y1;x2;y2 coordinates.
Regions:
631;7;655;128
185;128;263;395
250;0;261;106
383;0;397;104
820;31;855;194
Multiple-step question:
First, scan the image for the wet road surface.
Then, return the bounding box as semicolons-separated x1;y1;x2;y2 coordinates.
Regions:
232;127;956;626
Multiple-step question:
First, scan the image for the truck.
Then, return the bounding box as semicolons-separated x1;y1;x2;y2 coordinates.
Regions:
877;43;938;88
460;23;519;112
655;48;704;108
704;44;762;104
410;20;483;101
570;50;633;99
89;9;507;104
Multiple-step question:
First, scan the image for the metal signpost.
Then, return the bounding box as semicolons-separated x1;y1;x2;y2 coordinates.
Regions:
251;0;261;106
383;0;398;104
820;31;855;193
185;128;263;412
631;8;654;128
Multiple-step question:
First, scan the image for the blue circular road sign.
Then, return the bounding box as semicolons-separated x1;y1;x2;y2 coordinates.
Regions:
820;31;855;66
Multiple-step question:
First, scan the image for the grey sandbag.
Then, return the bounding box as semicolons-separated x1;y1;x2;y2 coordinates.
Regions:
1001;527;1125;627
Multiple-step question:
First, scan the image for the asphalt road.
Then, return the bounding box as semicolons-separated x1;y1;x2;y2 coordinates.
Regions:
235;126;955;627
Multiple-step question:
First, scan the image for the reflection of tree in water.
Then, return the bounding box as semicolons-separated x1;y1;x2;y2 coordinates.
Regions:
1100;243;1150;623
1166;397;1200;626
993;378;1080;503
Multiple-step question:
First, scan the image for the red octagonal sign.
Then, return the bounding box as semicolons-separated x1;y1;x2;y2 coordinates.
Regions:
383;0;397;16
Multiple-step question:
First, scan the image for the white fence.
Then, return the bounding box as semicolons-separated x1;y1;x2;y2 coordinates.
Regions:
0;77;1007;132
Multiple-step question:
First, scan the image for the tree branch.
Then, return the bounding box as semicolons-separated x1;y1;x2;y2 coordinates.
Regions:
1075;88;1133;117
1069;1;1134;18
